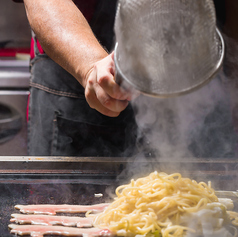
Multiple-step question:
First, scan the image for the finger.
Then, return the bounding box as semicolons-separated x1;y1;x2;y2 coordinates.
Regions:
109;52;115;75
94;84;129;112
97;72;132;101
85;87;121;117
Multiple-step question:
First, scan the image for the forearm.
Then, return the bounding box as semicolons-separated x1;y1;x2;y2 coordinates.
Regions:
23;0;108;87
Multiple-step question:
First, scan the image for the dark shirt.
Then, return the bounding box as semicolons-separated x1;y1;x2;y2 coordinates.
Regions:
12;0;98;22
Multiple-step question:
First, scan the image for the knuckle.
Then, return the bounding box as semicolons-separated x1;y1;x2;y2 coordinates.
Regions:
101;97;112;108
93;62;100;71
87;77;94;86
97;76;107;85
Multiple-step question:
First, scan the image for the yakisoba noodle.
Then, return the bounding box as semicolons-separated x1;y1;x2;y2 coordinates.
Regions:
93;172;236;237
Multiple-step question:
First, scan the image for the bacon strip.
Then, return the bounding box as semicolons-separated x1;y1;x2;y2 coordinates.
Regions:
10;214;94;227
9;224;112;237
15;203;109;215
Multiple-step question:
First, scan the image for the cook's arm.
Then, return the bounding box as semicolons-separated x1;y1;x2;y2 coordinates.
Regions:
23;0;131;117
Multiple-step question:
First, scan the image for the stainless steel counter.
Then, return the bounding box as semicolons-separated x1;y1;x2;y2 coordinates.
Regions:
0;59;30;88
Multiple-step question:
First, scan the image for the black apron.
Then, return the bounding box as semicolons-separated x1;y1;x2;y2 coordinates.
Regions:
28;0;139;156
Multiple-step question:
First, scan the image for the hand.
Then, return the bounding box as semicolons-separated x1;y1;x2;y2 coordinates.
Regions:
84;52;132;117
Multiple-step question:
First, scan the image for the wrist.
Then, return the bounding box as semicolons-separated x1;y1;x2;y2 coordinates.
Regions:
77;51;108;88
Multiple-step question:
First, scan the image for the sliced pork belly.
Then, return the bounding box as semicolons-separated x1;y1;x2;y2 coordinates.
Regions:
15;203;109;215
10;214;94;227
9;224;112;237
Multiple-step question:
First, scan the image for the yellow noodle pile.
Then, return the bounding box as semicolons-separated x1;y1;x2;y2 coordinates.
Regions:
93;171;220;237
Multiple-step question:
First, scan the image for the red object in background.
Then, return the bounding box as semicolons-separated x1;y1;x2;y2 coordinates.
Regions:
26;93;30;123
0;48;30;57
30;37;44;59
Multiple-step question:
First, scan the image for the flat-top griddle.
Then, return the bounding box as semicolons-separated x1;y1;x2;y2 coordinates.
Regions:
1;156;238;236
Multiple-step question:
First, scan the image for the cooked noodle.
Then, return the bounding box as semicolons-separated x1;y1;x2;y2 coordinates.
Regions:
93;172;237;237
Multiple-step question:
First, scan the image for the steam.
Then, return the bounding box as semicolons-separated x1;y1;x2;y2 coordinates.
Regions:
132;69;237;160
115;33;238;189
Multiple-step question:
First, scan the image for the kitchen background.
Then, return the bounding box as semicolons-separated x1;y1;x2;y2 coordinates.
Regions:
0;0;30;48
0;0;31;155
